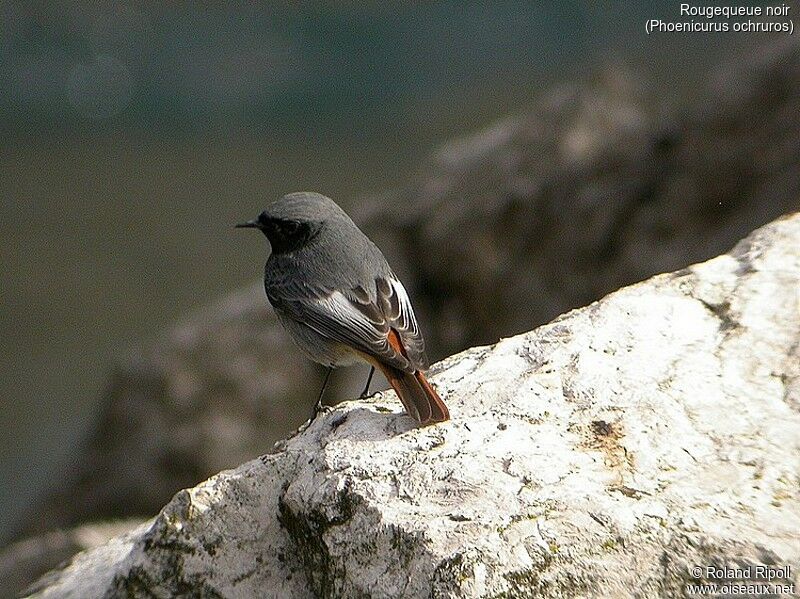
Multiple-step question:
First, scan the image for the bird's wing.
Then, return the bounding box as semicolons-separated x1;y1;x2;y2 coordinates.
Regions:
373;277;427;368
267;275;428;372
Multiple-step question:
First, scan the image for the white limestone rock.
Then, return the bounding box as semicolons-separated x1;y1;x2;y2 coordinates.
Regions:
27;213;800;598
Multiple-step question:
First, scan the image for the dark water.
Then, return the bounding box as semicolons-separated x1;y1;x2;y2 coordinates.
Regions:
0;1;755;543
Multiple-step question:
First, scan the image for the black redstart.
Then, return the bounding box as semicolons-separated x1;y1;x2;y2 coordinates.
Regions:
236;192;449;425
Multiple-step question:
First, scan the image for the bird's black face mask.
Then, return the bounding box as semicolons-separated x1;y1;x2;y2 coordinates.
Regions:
236;211;322;253
260;216;322;254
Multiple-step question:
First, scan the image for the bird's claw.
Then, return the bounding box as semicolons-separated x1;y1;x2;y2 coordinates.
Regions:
309;401;332;422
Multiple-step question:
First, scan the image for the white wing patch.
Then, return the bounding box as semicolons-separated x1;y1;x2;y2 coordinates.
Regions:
389;277;420;337
315;290;385;342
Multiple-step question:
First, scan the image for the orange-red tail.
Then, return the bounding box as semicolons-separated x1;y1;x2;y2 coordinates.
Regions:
373;327;450;425
379;364;450;425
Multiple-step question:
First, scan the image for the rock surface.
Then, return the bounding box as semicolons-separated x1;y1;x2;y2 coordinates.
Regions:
26;214;800;598
18;37;800;541
0;521;143;599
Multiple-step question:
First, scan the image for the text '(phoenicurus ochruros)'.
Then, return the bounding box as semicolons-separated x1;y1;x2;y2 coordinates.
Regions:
237;192;450;426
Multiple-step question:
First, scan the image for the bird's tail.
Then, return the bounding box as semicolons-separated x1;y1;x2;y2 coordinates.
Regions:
378;364;450;425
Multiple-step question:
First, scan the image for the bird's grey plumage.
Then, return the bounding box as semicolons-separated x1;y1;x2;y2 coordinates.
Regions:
260;192;428;372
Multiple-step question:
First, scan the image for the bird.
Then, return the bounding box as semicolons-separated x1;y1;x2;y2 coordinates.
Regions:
236;191;450;425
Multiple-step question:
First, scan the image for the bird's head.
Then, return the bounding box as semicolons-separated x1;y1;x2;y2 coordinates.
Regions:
236;192;337;253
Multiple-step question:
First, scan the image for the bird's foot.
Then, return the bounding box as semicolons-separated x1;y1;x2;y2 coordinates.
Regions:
308;400;332;423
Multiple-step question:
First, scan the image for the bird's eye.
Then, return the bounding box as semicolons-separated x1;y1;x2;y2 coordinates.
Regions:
281;221;301;235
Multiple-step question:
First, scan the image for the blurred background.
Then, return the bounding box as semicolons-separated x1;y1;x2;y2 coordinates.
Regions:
2;2;798;592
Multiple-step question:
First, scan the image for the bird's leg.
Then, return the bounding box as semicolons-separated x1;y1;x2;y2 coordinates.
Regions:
359;366;375;399
312;366;334;420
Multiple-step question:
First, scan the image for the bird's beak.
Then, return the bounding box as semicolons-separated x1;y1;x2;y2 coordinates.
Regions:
235;219;261;229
